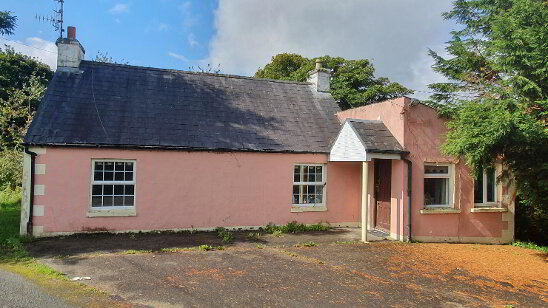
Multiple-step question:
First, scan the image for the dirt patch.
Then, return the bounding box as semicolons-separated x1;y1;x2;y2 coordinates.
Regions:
389;243;548;298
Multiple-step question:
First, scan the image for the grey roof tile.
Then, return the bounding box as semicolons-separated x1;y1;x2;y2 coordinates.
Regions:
25;61;342;153
348;120;406;154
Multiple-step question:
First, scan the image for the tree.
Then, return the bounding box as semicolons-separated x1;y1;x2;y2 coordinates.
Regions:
427;0;547;242
95;51;129;64
0;11;16;36
255;53;413;109
0;48;53;150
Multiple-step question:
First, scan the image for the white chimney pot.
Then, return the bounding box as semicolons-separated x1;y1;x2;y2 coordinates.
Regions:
307;59;331;92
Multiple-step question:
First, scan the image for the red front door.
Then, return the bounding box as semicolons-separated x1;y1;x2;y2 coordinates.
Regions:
375;159;391;232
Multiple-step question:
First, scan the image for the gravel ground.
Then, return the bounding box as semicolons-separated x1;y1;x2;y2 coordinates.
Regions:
27;229;548;308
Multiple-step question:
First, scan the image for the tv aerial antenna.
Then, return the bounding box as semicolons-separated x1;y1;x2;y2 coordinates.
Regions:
35;0;65;39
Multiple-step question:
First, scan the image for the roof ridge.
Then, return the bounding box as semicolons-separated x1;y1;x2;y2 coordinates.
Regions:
80;60;313;86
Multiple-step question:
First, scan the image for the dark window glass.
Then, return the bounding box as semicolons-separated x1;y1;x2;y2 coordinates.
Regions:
104;162;114;171
94;171;103;181
103;196;113;206
115;172;124;181
125;185;134;195
124;196;134;206
125;162;133;171
125;171;133;181
92;185;102;196
91;196;102;207
113;196;124;206
474;168;484;203
114;185;124;195
104;171;114;181
424;178;448;205
95;162;104;171
103;185;114;195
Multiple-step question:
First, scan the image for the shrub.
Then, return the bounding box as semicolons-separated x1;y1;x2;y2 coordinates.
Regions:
0;150;22;190
264;221;330;234
198;244;213;251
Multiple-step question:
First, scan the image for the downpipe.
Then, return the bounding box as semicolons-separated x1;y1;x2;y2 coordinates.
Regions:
403;157;412;242
24;146;37;236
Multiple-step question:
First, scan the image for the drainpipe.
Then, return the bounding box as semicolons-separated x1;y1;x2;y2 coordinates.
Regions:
403;157;412;242
24;146;37;236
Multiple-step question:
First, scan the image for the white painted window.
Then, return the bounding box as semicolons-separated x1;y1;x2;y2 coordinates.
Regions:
424;163;454;208
474;167;497;206
91;160;135;208
292;164;326;206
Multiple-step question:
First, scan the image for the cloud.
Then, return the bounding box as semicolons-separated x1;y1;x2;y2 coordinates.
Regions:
179;1;200;30
168;52;188;62
187;33;199;48
108;3;130;14
157;23;170;32
2;37;57;70
207;0;454;99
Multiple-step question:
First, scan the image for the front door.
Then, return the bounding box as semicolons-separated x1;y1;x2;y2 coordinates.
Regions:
375;159;391;232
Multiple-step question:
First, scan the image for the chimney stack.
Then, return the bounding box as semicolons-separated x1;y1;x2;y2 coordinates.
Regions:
56;26;85;72
307;59;331;92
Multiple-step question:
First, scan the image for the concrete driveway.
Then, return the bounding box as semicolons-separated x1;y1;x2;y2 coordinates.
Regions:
28;229;547;308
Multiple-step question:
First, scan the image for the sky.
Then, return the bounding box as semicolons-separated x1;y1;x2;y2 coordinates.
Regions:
0;0;456;99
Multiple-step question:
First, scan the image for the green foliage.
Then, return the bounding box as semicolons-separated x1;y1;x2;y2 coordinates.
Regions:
246;232;261;240
302;241;317;247
0;149;22;190
198;244;213;251
0;187;20;207
427;0;548;226
0;48;52;150
255;53;412;109
265;221;330;234
0;200;27;260
0;11;17;36
512;241;548;253
215;227;234;243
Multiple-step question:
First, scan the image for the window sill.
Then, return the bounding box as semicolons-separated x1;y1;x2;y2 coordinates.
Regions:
420;208;461;214
291;206;327;213
87;208;136;217
470;207;507;213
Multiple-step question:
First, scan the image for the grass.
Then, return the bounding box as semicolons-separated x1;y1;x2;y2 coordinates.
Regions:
0;189;129;307
512;241;548;252
215;227;234;243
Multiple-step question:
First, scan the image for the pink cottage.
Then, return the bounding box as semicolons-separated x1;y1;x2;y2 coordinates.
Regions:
20;27;515;243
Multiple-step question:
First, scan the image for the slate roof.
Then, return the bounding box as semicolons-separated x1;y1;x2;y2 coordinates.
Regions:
25;61;342;153
347;119;406;153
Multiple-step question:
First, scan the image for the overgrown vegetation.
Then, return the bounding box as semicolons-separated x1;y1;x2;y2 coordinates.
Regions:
263;221;330;234
255;53;412;109
512;241;548;253
426;0;547;245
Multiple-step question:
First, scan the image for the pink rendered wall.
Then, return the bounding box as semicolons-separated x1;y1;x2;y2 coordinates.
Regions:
32;148;362;234
337;97;512;241
404;103;504;239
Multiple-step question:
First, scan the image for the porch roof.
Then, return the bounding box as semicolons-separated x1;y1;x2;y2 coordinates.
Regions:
329;119;407;162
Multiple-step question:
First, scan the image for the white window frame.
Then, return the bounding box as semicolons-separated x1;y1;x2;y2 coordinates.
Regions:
423;163;454;208
474;166;498;207
292;164;327;207
89;159;136;211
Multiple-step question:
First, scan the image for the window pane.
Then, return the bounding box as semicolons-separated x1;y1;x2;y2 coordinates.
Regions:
104;171;114;181
103;196;113;206
307;194;315;203
474;169;484;203
125;185;134;195
125;171;133;181
94;171;103;181
125;162;133;171
316;166;322;182
315;194;323;204
91;196;102;207
293;194;299;204
424;178;448;205
294;166;300;182
103;185;114;195
308;185;316;194
486;168;496;202
115;172;124;181
95;162;104;171
124;196;134;206
104;162;114;171
92;185;102;196
115;162;124;171
309;173;316;182
113;196;124;206
114;185;124;195
303;169;308;182
425;165;449;175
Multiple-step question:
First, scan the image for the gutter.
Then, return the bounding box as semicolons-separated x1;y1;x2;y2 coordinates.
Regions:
24;146;37;236
403;157;412;242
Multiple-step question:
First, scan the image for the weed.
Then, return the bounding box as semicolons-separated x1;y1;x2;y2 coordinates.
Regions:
264;221;330;235
303;241;317;247
215;227;234;243
512;241;548;252
198;244;213;251
215;246;225;250
247;232;261;240
272;230;283;237
256;244;265;249
122;249;152;255
128;233;137;240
